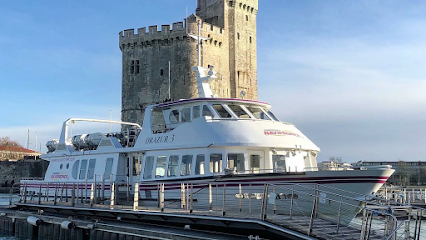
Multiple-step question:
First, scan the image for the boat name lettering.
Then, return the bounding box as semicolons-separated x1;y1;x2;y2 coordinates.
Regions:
264;129;301;137
145;135;175;144
51;172;69;180
51;157;75;162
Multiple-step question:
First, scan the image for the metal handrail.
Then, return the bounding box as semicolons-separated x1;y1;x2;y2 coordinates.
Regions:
385;220;409;240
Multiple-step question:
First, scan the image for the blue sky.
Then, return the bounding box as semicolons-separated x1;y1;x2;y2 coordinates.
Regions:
1;1;425;162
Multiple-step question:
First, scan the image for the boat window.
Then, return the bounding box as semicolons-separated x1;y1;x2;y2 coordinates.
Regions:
104;158;114;180
228;105;251;119
195;155;205;175
167;155;179;177
250;155;260;173
246;106;271;120
193;105;201;119
210;154;223;173
180;155;193;176
87;159;96;179
267;110;280;121
66;163;69;169
212;104;232;118
155;156;167;178
79;159;88;179
72;160;80;180
228;154;245;173
181;108;191;123
143;156;154;179
273;155;286;173
202;105;213;117
169;110;179;124
60;164;63;169
132;155;141;176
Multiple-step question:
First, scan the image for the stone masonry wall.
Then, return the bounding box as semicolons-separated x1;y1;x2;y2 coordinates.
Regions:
120;0;258;125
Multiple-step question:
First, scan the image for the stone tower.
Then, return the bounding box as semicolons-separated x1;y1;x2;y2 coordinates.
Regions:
120;0;258;124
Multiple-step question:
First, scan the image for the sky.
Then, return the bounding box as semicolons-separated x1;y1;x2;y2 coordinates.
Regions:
0;1;425;162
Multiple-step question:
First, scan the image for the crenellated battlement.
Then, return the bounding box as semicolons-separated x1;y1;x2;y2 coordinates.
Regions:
230;0;258;14
119;18;225;51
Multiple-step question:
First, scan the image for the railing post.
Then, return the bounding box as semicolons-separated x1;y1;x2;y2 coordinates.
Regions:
110;183;115;209
336;196;343;233
23;182;27;203
71;183;76;207
189;184;193;214
222;184;226;217
161;183;165;212
133;182;139;211
273;185;277;214
289;184;295;219
308;184;319;236
249;184;252;214
239;184;242;212
260;184;269;221
360;208;367;240
37;184;42;205
209;183;212;211
101;174;105;201
181;183;186;209
10;183;16;205
65;183;69;203
45;183;49;202
53;184;58;205
126;176;130;202
90;183;95;207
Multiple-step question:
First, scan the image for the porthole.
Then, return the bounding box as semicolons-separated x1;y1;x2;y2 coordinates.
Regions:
66;163;69;169
60;164;63;169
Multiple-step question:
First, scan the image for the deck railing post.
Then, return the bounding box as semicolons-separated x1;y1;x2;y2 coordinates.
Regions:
71;183;75;207
289;184;295;219
260;184;269;221
209;183;212;211
101;174;105;202
45;183;49;202
90;183;95;207
186;183;190;210
110;183;115;209
273;185;277;214
126;176;130;202
181;183;185;209
85;179;88;203
160;183;165;212
336;196;343;233
60;183;64;202
189;184;193;214
308;184;319;236
222;184;226;217
23;183;28;203
80;183;84;204
65;183;69;203
54;184;58;205
360;208;367;240
249;184;252;214
239;184;242;212
133;182;139;211
37;184;42;205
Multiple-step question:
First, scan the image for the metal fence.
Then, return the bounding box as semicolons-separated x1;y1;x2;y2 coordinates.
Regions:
15;180;426;240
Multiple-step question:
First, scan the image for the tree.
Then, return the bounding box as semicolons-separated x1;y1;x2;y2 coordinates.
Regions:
0;137;21;147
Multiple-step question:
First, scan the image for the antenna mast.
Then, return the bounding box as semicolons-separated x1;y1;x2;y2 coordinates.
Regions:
26;129;30;149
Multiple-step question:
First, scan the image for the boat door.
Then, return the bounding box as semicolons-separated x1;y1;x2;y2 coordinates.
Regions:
248;150;265;174
127;153;142;183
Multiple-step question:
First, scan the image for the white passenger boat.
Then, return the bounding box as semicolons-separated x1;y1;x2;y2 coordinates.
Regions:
22;63;394;200
20;25;394;220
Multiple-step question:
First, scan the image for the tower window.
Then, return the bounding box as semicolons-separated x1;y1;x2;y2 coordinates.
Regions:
135;60;140;74
246;15;249;21
130;60;135;74
160;69;164;76
250;37;252;43
237;33;240;40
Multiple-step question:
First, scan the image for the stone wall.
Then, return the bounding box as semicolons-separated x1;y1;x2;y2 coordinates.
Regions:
0;160;48;186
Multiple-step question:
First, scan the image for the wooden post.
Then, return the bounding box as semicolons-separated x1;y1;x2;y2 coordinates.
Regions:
133;182;139;211
53;184;58;205
189;184;193;214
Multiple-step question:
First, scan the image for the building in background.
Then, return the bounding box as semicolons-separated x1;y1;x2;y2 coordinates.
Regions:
354;161;426;186
0;146;41;161
120;0;258;124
